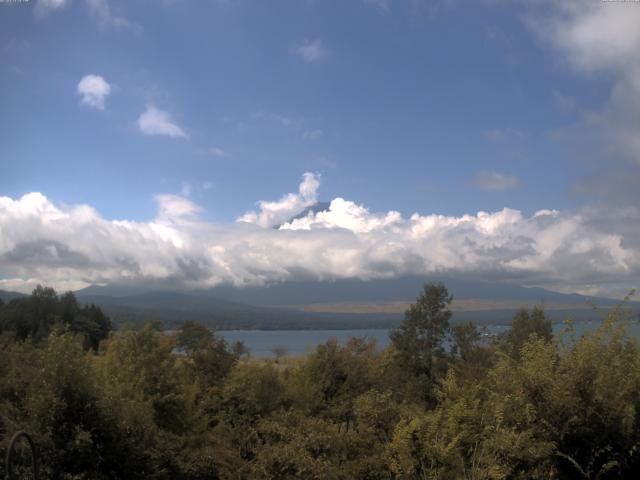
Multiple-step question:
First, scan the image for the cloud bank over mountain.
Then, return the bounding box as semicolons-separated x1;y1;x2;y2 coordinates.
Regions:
1;173;638;297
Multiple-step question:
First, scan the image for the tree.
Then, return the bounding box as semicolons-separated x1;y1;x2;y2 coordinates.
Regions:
231;340;249;359
177;320;213;353
177;321;238;389
501;306;552;358
0;286;111;349
451;321;481;362
389;282;452;403
271;345;288;363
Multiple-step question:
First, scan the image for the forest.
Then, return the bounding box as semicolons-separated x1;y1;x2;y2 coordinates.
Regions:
1;283;639;479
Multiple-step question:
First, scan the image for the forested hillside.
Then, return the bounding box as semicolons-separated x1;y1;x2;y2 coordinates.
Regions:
1;284;639;479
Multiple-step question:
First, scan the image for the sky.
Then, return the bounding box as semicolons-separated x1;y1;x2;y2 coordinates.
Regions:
1;0;640;297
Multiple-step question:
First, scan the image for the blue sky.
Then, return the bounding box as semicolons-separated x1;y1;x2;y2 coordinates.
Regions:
1;0;639;296
1;0;595;220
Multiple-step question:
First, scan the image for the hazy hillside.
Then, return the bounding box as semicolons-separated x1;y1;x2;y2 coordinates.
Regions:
201;276;619;306
77;276;622;306
0;289;26;303
3;277;633;332
70;277;638;330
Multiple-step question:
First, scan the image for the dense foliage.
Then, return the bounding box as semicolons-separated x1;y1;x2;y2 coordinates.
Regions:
1;284;639;479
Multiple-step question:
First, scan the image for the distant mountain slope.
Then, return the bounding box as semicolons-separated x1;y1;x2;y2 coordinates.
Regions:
77;291;400;330
72;277;639;330
203;276;624;307
274;201;331;229
0;289;27;302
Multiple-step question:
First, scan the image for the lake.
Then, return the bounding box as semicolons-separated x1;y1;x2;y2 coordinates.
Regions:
219;319;640;358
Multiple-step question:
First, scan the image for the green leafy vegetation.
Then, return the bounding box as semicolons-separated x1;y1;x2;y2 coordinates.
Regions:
1;284;639;479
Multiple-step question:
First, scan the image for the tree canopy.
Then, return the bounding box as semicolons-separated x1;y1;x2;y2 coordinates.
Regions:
1;283;640;479
0;286;111;350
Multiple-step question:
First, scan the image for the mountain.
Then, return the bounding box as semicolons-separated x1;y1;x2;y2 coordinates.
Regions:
202;276;620;307
0;289;27;302
274;201;331;229
75;290;398;330
73;277;639;330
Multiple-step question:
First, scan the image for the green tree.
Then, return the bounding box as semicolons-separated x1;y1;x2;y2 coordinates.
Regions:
0;286;111;350
290;337;378;427
451;321;481;361
271;345;288;363
501;306;552;358
177;320;213;353
231;340;249;359
389;282;453;404
178;323;238;391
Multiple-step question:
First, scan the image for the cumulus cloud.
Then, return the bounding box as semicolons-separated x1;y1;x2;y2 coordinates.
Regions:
0;174;639;295
77;74;111;110
137;105;188;139
474;171;520;191
293;39;330;63
238;172;320;228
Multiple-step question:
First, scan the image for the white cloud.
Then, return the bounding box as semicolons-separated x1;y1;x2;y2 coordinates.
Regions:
521;0;640;163
85;0;129;28
474;171;520;191
0;175;639;295
525;1;640;74
76;74;111;110
137;105;188;139
35;0;69;16
179;181;213;197
155;194;201;224
201;147;227;157
238;172;320;228
293;39;330;63
35;0;131;27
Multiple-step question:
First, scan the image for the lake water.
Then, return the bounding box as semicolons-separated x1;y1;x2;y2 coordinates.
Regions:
219;319;640;358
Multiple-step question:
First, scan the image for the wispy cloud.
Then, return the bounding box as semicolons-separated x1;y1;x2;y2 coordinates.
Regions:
483;23;518;66
484;128;524;143
137;105;188;139
34;0;69;17
248;111;323;140
180;180;215;198
303;129;324;140
521;0;640;164
551;90;575;114
77;74;111;110
363;0;389;15
198;147;227;157
474;171;520;191
293;39;330;63
85;0;130;28
35;0;133;28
